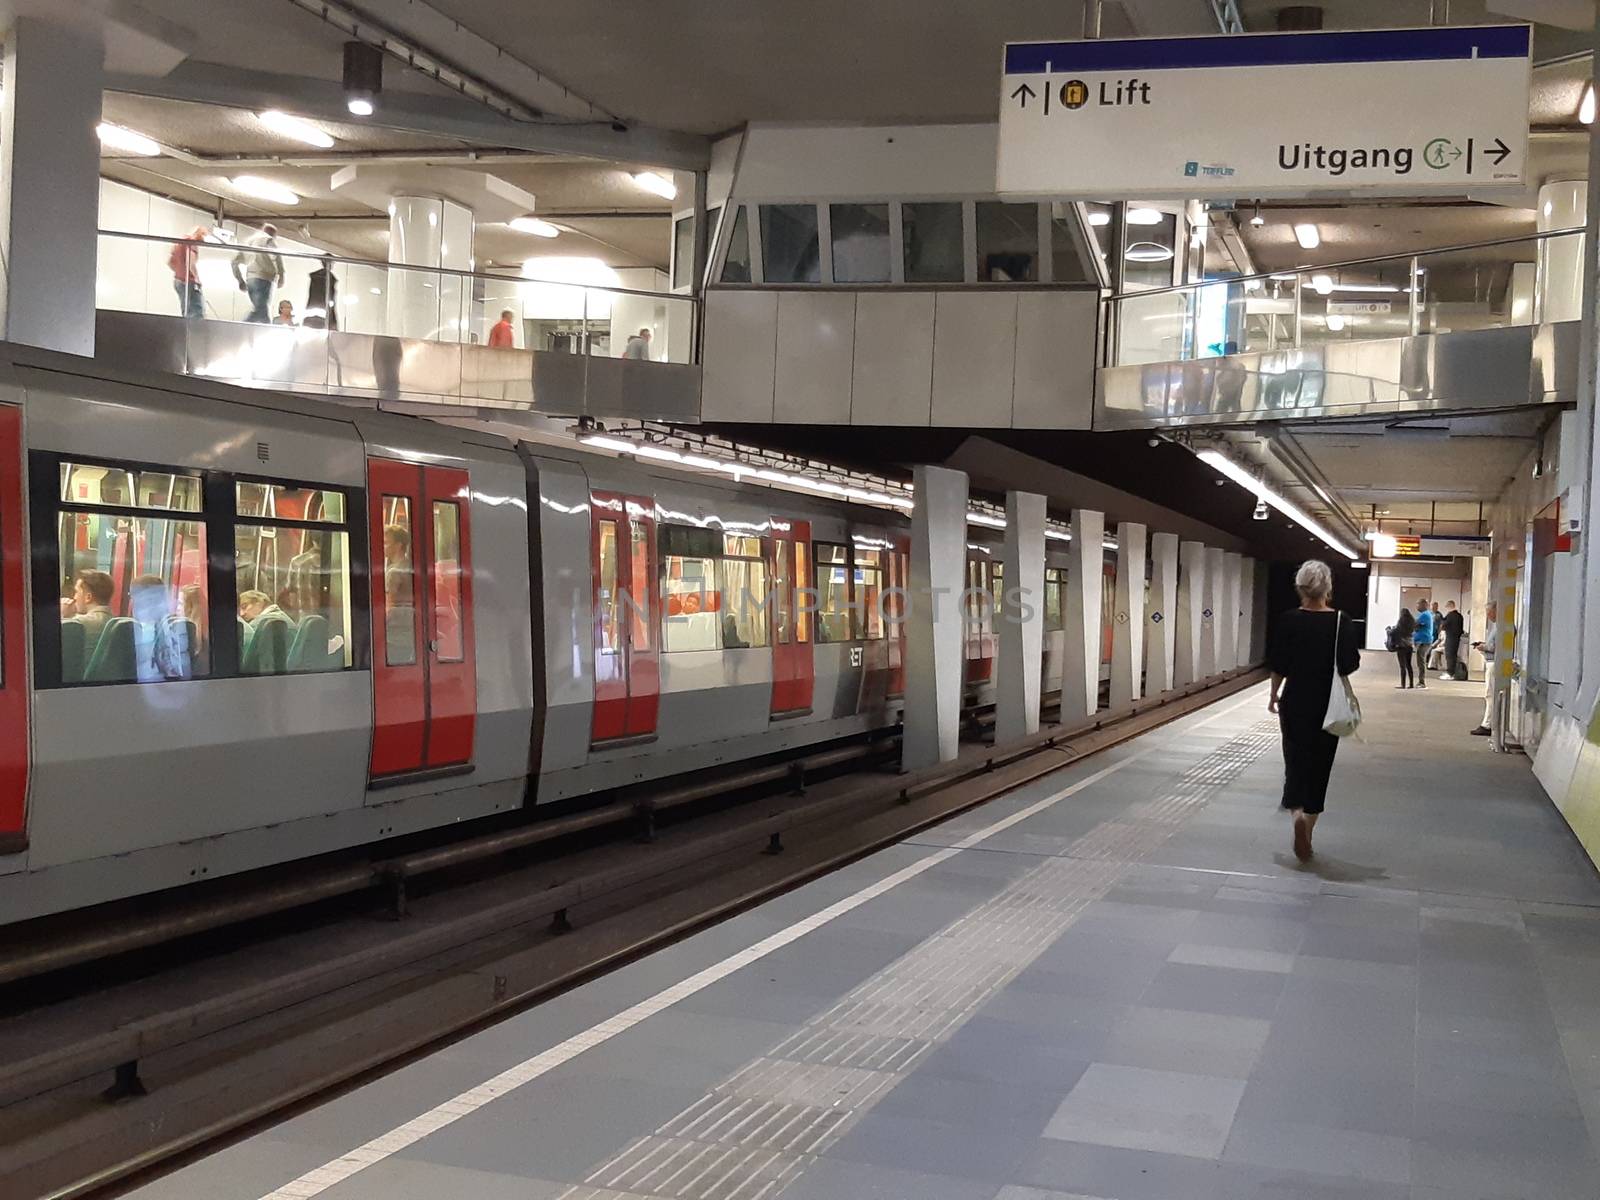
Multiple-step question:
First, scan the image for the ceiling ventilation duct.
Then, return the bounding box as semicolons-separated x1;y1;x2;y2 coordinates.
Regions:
1276;5;1324;29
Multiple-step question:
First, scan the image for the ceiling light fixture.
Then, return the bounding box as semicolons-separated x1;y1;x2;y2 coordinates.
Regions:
343;40;382;116
1583;82;1596;126
1310;274;1335;295
229;175;300;205
1293;223;1321;250
1326;314;1346;332
631;171;677;200
1350;560;1370;569
509;216;561;238
1125;241;1176;263
1087;208;1112;227
1196;449;1358;559
96;122;162;156
1126;206;1164;226
257;110;335;149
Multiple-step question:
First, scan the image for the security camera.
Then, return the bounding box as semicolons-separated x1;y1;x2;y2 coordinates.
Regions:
1147;436;1161;448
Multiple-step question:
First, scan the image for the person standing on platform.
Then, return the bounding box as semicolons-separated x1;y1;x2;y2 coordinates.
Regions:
304;256;339;330
169;226;208;319
1471;602;1499;736
1392;604;1416;689
1268;560;1361;863
622;327;651;359
232;223;285;323
1412;602;1434;689
1441;600;1465;679
488;309;516;348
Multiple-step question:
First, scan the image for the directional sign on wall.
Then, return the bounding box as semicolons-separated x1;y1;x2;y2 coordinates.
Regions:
997;25;1531;198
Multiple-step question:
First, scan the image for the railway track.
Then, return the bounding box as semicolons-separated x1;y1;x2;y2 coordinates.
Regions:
0;669;1264;1200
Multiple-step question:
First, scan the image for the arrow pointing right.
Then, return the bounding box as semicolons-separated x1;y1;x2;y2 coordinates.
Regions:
1010;83;1036;109
1486;136;1511;166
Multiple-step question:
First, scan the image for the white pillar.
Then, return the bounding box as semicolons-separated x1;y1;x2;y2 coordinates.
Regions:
0;18;103;355
904;464;969;769
1219;552;1243;673
996;491;1046;743
1145;532;1179;694
387;196;475;342
1174;540;1206;687
1062;508;1106;724
1237;557;1257;668
1110;522;1147;709
1201;547;1226;677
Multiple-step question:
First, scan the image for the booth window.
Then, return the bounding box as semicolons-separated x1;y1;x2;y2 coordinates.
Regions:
831;203;891;283
903;202;963;283
760;205;821;284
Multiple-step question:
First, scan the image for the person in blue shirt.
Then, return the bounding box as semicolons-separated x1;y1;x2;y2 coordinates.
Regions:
1411;602;1435;690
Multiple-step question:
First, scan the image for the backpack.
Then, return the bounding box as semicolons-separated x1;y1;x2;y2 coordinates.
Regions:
1452;660;1469;681
1384;625;1399;653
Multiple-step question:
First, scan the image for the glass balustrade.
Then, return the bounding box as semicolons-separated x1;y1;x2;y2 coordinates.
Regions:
96;229;697;366
1107;229;1583;367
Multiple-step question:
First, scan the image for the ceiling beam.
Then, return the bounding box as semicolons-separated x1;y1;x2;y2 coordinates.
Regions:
104;62;712;171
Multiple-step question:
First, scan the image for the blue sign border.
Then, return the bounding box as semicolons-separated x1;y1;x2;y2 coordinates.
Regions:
1004;24;1530;75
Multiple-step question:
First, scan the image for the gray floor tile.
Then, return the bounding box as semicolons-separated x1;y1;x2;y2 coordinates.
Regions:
1234;1068;1414;1138
872;1071;1071;1136
1138;960;1288;1020
1212;1161;1411;1200
1168;942;1297;974
780;1159;1000;1200
1097;1005;1271;1079
991;1187;1117;1200
1012;1140;1227;1200
1042;1063;1246;1159
825;1112;1036;1182
317;1160;570;1200
1220;1117;1411;1185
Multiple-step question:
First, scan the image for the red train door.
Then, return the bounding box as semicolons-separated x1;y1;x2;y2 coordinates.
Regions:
591;492;659;743
768;519;813;716
0;406;28;851
368;459;477;779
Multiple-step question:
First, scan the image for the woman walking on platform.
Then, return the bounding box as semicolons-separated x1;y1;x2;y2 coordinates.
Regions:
1268;561;1362;862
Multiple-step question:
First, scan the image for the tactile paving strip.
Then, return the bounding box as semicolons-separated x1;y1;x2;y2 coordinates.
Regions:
562;721;1280;1200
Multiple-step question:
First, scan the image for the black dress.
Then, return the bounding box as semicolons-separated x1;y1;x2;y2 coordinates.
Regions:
1270;608;1361;814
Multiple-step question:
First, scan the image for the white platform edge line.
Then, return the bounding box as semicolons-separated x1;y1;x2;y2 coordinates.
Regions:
253;688;1264;1199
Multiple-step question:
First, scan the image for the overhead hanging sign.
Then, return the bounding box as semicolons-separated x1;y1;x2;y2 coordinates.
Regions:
997;25;1531;198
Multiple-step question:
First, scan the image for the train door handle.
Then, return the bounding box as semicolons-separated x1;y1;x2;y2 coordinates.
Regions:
428;638;439;654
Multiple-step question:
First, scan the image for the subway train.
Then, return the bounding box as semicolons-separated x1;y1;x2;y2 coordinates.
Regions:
0;352;1114;926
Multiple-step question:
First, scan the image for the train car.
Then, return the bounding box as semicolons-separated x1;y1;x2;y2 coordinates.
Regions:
0;350;1137;928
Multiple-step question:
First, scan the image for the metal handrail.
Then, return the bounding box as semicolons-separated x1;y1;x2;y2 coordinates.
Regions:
1109;226;1585;301
98;227;691;305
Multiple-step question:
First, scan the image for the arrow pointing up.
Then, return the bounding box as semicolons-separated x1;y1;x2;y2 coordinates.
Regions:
1486;136;1511;166
1011;82;1036;109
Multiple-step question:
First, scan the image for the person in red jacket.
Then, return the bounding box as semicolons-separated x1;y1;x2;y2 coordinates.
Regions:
169;227;208;319
488;309;516;348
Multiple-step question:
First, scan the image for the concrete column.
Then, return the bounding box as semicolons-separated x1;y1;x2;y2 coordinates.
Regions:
1062;508;1106;724
903;464;969;769
1110;522;1148;709
387;196;475;342
1250;560;1270;665
0;18;103;355
1145;532;1179;694
1174;540;1206;687
996;491;1046;743
1200;547;1226;677
1218;552;1243;673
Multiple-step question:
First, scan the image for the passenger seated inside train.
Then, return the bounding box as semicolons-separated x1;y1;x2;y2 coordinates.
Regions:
130;574;195;681
722;612;747;649
61;569;115;645
383;524;414;606
238;589;287;626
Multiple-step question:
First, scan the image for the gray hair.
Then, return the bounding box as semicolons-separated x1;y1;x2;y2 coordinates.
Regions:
1294;559;1333;601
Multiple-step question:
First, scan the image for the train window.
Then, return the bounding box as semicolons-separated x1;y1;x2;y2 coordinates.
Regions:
794;540;811;644
992;562;1005;623
596;518;621;655
57;509;210;683
814;542;852;643
60;462;203;513
432;501;464;663
381;496;417;668
723;533;762;558
236;506;353;676
629;520;653;652
1045;567;1067;632
771;539;793;645
966;559;994;635
237;482;346;524
661;525;719;653
854;546;885;640
719;553;768;648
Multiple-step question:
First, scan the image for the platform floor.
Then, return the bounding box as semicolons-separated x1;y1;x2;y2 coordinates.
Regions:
131;659;1600;1200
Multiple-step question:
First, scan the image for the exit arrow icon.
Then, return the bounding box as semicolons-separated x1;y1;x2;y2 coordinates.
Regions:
1011;83;1036;109
1485;136;1511;166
